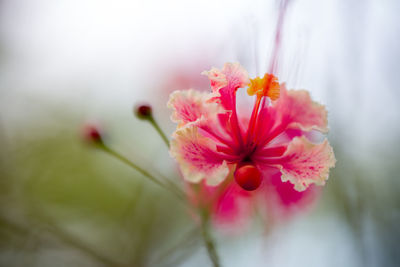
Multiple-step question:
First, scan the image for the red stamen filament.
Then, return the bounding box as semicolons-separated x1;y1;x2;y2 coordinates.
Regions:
246;95;262;144
231;90;245;149
246;73;278;145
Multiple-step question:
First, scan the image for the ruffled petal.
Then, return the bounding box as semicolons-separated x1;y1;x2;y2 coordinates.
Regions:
202;62;249;92
221;62;250;90
203;62;249;111
167;89;223;127
202;62;250;149
276;136;336;191
276;86;328;132
201;67;227;91
170;125;230;186
168;89;240;148
255;84;328;147
266;171;319;208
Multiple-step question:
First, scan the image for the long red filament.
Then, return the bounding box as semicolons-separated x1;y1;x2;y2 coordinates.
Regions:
231;90;245;149
260;0;289;110
246;95;262;144
246;73;276;145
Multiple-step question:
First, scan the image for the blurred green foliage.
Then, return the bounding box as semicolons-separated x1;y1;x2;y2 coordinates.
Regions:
0;114;201;267
321;136;400;267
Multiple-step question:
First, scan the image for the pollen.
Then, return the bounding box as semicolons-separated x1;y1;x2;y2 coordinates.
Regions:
247;73;280;100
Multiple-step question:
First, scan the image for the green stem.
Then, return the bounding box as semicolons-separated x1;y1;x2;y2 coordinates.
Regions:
95;124;222;266
99;143;184;201
149;117;170;147
200;212;221;267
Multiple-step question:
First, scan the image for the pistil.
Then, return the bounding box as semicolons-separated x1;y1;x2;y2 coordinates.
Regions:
234;163;262;191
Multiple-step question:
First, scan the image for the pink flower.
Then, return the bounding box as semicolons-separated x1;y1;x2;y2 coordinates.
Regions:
168;62;335;194
168;62;336;227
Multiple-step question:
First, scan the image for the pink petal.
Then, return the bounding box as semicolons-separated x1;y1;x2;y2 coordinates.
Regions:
212;182;253;226
204;62;249;111
170;125;231;186
168;89;222;127
266;171;319;208
252;165;320;222
185;180;253;230
203;63;249;148
255;84;328;147
276;85;328;132
274;136;336;191
202;62;249;92
221;62;250;91
201;67;227;91
168;89;240;148
256;171;320;221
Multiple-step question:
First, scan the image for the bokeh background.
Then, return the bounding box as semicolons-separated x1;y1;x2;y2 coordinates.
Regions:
0;0;399;266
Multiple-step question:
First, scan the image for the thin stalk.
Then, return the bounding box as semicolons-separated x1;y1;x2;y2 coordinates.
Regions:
200;212;221;267
149;117;170;147
99;143;184;201
147;116;185;197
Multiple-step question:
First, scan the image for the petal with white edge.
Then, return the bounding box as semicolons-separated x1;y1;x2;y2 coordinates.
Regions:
167;89;223;127
202;62;249;94
204;62;250;112
221;62;250;90
277;136;336;192
275;85;328;133
201;68;227;91
170;125;230;186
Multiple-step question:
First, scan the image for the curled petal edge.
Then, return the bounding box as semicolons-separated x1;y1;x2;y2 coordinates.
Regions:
202;62;250;92
276;136;336;192
167;89;224;128
170;125;230;186
274;85;329;133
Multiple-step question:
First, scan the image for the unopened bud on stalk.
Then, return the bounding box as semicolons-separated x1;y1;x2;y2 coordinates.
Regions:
134;103;170;147
134;104;153;120
82;124;104;146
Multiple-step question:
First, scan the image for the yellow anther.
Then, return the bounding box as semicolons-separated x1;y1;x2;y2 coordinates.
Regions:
247;73;280;100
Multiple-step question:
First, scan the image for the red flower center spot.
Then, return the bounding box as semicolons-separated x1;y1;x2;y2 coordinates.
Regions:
234;163;262;191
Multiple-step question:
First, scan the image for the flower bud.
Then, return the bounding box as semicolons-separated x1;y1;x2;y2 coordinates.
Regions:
234;163;262;191
82;124;104;145
134;104;153;120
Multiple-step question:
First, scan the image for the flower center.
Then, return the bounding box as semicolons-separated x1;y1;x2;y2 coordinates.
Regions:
233;74;282;191
234;163;262;191
245;73;281;146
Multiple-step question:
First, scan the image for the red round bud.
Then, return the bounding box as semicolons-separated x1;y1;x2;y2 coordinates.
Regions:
234;163;262;191
82;124;103;145
135;104;153;120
